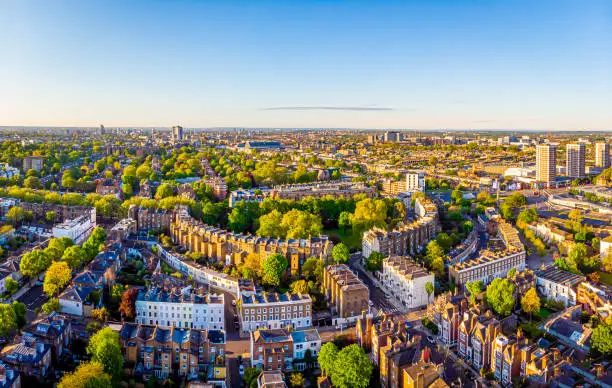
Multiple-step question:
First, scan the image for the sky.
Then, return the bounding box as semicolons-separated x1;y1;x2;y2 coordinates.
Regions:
0;0;611;130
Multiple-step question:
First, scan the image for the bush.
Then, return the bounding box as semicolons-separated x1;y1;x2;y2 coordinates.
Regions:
421;317;439;335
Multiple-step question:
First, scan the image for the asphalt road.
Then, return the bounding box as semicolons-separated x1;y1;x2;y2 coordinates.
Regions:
17;284;48;322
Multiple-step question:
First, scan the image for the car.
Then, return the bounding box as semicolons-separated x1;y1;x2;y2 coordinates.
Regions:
368;300;374;306
239;364;244;376
384;294;392;300
427;336;435;343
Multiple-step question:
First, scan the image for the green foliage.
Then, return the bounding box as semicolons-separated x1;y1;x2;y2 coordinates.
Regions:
262;253;288;287
591;324;612;356
20;249;51;277
521;287;541;320
465;280;484;304
486;278;515;317
58;361;112;388
42;297;61;314
351;198;387;233
332;243;350;264
0;303;17;335
87;327;124;382
44;261;72;297
425;240;444;265
331;344;373;388
366;252;384;272
318;342;339;377
425;281;434;299
4;278;19;296
436;232;453;252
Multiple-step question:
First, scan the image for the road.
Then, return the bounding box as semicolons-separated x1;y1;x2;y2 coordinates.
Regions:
17;284;48;322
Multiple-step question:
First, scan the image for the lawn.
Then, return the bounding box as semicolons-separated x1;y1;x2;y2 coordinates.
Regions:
323;228;363;251
598;271;612;287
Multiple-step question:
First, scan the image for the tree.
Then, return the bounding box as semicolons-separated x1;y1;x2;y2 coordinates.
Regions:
20;249;51;278
331;344;373;388
45;211;56;223
243;368;260;388
318;342;339;377
92;307;110;322
87;327;124;382
451;189;463;204
436;233;453;252
603;246;612;272
568;243;588;272
44;261;72;297
5;278;19;296
366;252;384;272
155;183;174;199
507;268;518;279
0;303;17;335
280;209;323;239
332;243;350;264
521;287;541;321
465;280;484;304
431;257;445;277
568;209;583;223
256;210;285;238
262;254;288;287
290;373;306;388
290;279;309;295
486;278;515;317
58;361;112;388
12;301;26;329
425;240;444;265
351;198;387;232
119;288;139;318
591;323;612;356
425;281;434;301
338;211;352;233
61;245;86;269
42;297;61;314
302;257;319;281
24;176;42;189
6;206;25;226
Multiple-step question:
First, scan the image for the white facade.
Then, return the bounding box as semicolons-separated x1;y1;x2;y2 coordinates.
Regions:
156;244;240;296
381;256;434;309
52;215;93;244
405;171;425;192
566;143;586;179
59;298;83;316
595;142;610;169
600;238;612;259
535;267;585;307
136;297;225;330
536;143;557;185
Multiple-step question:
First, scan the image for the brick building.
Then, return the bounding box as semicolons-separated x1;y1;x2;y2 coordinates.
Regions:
322;264;369;322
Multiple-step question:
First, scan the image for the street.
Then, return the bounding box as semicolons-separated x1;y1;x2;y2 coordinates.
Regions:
17;284;48;322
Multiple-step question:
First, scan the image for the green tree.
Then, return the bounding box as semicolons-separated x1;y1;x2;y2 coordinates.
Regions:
451;189;463;204
43;261;72;297
318;342;339;377
243;368;260;388
42;297;61;314
290;279;309;294
58;361;112;388
338;211;352;233
430;257;445;277
425;281;434;301
0;303;17;335
425;240;444;265
61;245;86;269
155;183;174;199
351;198;387;232
465;280;484;304
436;233;453;252
280;209;323;239
302;257;320;281
486;278;515;317
290;372;306;388
366;252;384;272
332;243;350;264
11;301;26;329
6;206;25;226
591;324;612;356
45;211;56;223
256;210;285;238
5;278;19;296
506;268;518;279
87;327;124;382
23;176;42;189
20;249;51;278
262;253;288;287
521;287;540;321
331;344;373;388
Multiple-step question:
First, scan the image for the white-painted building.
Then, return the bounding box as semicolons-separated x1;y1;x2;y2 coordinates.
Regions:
380;256;434;308
535;265;585;307
52;215;94;244
156;244;240;296
405;171;425;192
290;329;321;371
600;237;612;259
240;292;312;333
135;285;225;330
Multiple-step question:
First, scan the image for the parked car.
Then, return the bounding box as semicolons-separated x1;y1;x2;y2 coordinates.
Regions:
239;364;244;376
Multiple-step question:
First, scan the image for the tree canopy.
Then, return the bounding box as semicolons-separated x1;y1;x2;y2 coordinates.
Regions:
486;278;515;317
262;253;288;287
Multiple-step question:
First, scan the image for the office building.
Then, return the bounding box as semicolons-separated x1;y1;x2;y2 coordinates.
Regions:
566;143;585;179
536;143;557;185
172;125;184;143
595;142;610;169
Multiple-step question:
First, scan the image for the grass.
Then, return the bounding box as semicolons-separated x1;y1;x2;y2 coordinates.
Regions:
323;228;362;251
598;271;612;287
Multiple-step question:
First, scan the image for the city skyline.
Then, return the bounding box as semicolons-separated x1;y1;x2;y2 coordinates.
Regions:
0;0;611;130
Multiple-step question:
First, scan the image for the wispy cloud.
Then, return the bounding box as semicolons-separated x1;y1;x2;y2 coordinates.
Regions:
261;105;394;111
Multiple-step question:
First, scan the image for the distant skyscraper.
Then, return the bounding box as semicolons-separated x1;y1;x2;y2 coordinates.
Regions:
566;143;585;179
172;125;184;143
405;171;425;192
595;142;610;169
536;143;557;185
384;131;399;142
99;124;105;135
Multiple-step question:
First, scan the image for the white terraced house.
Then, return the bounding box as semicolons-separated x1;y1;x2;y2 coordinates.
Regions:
381;256;434;308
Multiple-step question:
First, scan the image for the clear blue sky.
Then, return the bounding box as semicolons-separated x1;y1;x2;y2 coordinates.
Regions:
0;0;610;130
